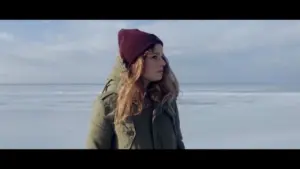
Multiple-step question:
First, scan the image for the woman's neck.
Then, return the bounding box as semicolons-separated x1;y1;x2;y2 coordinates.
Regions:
143;79;150;89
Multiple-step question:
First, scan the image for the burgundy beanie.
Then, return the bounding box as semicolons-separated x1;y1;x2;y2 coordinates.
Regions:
118;29;163;67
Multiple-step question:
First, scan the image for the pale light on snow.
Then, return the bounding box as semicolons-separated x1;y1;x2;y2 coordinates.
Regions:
0;84;300;149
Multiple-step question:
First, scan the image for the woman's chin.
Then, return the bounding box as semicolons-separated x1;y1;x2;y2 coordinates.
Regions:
152;75;163;82
145;74;163;82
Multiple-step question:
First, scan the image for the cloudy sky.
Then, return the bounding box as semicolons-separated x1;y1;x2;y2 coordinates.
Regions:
0;20;299;85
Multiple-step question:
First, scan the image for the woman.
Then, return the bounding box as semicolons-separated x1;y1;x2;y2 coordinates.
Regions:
86;29;185;149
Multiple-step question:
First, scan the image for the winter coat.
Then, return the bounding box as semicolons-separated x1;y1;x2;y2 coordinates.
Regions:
86;56;185;149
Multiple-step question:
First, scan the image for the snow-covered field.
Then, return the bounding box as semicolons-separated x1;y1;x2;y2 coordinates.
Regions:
1;84;300;149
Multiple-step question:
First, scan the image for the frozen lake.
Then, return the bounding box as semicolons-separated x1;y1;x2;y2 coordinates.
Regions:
1;84;300;149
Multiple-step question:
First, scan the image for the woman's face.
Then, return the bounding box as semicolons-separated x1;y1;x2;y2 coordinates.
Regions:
142;44;166;82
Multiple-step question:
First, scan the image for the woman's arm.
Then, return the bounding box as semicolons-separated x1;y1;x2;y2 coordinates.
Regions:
86;96;115;149
172;100;185;149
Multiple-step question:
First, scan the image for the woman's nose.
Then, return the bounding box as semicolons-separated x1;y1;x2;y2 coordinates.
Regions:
160;57;166;66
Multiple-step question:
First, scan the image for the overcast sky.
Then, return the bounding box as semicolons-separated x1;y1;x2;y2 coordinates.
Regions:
0;20;299;85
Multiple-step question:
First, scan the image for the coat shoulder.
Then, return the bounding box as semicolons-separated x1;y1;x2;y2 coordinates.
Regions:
96;91;117;116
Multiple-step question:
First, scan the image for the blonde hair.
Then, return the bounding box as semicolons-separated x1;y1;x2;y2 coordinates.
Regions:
115;55;179;123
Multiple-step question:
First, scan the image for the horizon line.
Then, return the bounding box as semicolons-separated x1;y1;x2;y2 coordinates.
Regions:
0;82;296;86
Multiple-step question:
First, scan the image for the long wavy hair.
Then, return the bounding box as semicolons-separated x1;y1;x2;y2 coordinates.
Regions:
115;48;179;123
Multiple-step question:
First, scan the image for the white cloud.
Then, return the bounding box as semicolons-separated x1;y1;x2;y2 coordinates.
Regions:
139;20;300;56
0;20;300;84
0;32;14;42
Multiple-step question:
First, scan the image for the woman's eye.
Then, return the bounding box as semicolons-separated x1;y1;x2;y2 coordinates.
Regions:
152;55;158;59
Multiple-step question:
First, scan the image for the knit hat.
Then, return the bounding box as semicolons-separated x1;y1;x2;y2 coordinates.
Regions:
118;29;163;67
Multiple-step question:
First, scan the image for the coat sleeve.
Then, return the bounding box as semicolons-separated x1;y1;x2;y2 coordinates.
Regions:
86;96;115;149
172;100;185;149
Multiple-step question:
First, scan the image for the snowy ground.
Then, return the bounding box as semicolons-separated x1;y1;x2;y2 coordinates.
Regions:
0;84;300;149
